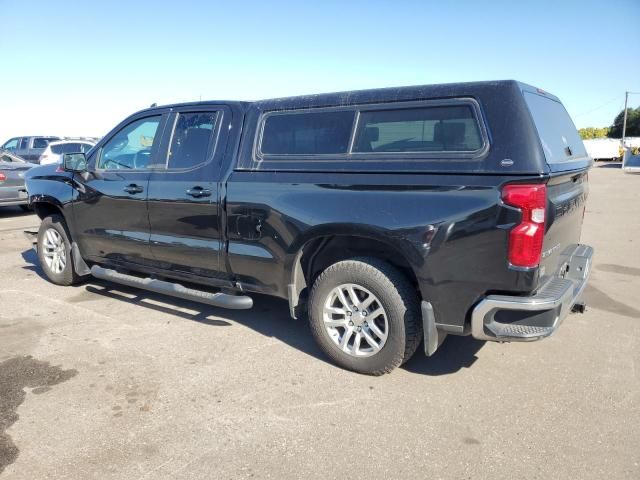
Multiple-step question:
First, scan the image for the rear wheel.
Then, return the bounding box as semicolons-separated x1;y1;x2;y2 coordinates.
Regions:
37;215;84;286
308;257;422;375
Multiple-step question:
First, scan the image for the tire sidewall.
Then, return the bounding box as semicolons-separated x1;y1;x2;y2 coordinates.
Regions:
37;215;74;285
309;264;408;374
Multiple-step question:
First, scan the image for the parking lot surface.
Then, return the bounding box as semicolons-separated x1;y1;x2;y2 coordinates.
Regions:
1;165;639;479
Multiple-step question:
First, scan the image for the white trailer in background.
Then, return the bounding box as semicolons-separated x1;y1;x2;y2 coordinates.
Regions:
623;137;640;148
583;138;621;161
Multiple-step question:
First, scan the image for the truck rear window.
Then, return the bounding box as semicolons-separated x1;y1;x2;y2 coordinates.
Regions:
524;92;586;164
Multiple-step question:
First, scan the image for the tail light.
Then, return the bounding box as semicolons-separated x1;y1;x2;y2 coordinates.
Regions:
502;184;547;268
0;172;6;182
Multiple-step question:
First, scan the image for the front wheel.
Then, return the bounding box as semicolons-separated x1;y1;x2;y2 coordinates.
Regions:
37;214;84;286
308;257;422;375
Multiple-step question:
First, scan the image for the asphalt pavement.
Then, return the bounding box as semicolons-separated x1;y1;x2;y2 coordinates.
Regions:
0;164;638;479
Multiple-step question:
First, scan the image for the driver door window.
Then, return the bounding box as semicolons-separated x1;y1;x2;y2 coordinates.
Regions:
98;116;161;170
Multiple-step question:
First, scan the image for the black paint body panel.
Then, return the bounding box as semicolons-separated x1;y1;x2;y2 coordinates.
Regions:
25;80;591;334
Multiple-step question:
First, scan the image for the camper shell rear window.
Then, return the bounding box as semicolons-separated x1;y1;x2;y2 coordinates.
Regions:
523;91;587;164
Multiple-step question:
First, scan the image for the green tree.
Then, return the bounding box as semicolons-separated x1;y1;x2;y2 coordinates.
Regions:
579;127;610;139
608;107;640;138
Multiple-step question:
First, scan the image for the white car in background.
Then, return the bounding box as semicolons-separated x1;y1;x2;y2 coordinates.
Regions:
39;139;95;165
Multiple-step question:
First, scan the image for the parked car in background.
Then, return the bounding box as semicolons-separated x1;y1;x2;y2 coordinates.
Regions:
39;139;95;165
1;136;61;163
622;148;640;173
0;150;37;210
63;136;101;143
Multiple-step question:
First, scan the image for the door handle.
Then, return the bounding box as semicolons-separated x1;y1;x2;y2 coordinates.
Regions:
186;186;212;198
123;184;144;194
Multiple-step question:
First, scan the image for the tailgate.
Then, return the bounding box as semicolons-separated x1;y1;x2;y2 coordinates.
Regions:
540;170;588;278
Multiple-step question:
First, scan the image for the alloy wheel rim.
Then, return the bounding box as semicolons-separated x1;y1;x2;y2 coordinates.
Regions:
322;283;389;357
42;228;66;274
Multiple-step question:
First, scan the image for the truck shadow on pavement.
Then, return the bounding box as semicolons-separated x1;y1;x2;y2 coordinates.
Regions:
21;249;47;281
596;162;621;168
20;248;484;377
403;335;485;375
0;206;34;218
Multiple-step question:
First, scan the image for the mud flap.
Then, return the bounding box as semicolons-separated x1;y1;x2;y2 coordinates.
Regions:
71;242;91;276
422;301;446;356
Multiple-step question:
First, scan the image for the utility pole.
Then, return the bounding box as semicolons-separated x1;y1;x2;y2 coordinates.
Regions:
621;91;629;148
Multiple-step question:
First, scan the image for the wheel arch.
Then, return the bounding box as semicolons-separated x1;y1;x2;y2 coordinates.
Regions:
286;229;422;318
31;198;65;221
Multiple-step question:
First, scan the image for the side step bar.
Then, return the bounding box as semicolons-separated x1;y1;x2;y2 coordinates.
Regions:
90;266;253;310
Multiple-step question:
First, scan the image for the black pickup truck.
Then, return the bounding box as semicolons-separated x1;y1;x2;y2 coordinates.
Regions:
25;80;593;375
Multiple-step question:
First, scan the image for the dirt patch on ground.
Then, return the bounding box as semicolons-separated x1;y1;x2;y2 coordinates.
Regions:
0;356;77;475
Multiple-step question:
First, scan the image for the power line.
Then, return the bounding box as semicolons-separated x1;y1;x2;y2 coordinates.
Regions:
574;95;620;118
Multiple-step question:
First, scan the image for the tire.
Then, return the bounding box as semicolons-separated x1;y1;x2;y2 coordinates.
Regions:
308;257;422;375
37;214;84;286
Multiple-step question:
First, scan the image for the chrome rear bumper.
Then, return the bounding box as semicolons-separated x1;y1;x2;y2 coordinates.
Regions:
471;244;593;342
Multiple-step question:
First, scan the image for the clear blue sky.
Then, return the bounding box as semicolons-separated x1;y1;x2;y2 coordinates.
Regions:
1;0;638;138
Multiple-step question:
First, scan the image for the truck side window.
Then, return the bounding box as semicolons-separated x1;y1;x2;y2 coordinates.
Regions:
167;112;218;169
260;110;355;156
19;138;29;149
353;105;482;153
33;138;51;149
98;116;161;170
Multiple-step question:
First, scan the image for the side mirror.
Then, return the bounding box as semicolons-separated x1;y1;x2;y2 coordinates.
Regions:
63;152;88;172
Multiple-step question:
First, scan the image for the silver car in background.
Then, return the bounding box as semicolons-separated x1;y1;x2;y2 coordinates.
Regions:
0;150;37;211
38;139;95;165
